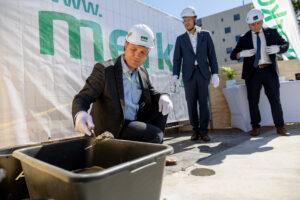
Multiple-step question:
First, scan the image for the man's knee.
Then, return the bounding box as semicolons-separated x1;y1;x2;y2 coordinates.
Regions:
151;131;164;143
146;124;164;144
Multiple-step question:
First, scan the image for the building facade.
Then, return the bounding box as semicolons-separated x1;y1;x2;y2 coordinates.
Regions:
197;3;252;66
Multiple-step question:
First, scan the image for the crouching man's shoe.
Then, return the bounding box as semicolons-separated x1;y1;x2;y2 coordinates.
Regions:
165;157;177;166
250;127;260;136
277;127;291;136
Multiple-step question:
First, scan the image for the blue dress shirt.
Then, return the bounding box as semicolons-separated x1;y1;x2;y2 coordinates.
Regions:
121;56;142;120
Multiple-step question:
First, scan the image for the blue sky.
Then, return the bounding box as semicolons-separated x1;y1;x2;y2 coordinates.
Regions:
138;0;253;18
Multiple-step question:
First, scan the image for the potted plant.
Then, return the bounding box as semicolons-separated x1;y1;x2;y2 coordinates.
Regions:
221;66;236;88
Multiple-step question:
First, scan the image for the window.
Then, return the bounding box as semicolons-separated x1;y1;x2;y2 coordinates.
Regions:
222;38;225;42
234;14;240;21
211;31;215;34
225;27;231;34
226;47;232;54
224;58;227;62
235;35;240;42
221;18;224;22
196;18;202;27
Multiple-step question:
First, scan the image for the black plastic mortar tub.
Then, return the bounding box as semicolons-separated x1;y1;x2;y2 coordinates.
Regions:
0;146;30;200
13;138;173;200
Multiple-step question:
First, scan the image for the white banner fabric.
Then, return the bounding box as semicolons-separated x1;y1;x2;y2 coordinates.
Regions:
252;0;300;60
0;0;189;148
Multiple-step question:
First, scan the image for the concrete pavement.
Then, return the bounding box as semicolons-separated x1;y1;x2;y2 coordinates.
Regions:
161;124;300;200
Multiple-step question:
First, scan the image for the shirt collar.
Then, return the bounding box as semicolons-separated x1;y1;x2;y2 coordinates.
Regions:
188;25;201;36
251;28;263;34
121;55;139;74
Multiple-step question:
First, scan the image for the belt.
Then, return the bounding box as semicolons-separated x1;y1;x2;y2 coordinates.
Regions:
258;64;272;68
194;65;199;69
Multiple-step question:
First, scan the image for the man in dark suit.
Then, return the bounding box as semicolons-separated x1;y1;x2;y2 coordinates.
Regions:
72;24;175;147
230;9;290;136
172;7;219;141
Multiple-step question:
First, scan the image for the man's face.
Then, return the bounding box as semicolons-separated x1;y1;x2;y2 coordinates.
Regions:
248;20;263;33
183;17;197;32
124;42;149;71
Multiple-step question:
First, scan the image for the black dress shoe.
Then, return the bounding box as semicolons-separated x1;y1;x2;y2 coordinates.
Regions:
200;134;211;142
191;132;199;141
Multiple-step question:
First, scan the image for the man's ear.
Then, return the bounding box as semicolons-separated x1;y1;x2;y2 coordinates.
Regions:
124;41;128;51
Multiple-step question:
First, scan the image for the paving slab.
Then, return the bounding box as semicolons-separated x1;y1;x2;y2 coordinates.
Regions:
161;125;300;200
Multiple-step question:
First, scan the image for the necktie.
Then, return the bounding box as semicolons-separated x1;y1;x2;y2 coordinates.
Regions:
253;32;261;68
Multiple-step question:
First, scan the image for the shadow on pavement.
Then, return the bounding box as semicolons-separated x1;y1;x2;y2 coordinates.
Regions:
164;125;300;173
197;135;275;165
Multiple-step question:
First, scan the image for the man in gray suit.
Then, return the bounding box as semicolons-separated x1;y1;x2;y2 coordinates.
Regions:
172;7;219;141
72;24;174;147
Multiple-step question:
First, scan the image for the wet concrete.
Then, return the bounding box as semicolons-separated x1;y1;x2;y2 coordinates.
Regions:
190;168;215;176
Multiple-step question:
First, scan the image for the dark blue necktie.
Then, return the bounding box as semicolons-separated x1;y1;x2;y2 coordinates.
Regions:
253;32;261;68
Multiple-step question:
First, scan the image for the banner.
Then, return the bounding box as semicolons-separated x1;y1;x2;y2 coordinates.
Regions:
0;0;188;148
252;0;300;60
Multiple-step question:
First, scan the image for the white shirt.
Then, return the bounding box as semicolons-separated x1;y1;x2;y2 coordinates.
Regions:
188;26;201;65
251;29;272;65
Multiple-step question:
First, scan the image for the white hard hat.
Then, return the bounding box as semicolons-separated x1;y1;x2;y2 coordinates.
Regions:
181;7;197;18
125;24;155;48
246;9;264;24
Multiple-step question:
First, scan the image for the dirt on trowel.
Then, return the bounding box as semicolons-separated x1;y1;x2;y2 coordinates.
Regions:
85;131;115;150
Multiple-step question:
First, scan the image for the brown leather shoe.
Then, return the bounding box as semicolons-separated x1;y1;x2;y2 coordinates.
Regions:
277;127;291;136
250;128;260;136
165;157;177;166
200;134;211;142
191;132;199;141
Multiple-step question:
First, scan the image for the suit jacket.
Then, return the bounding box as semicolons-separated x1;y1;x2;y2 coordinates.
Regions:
173;30;218;81
72;56;161;138
230;27;289;80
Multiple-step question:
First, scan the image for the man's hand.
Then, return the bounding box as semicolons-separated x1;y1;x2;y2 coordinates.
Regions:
171;75;179;87
75;111;95;136
159;95;173;115
239;49;256;58
212;74;219;88
266;45;280;54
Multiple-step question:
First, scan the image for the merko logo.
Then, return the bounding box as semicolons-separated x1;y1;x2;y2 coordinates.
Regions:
39;11;174;70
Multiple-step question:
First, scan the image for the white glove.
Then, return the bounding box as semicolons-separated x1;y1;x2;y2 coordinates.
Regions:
159;95;173;116
171;75;180;87
212;74;219;88
239;49;256;57
75;111;95;136
266;45;280;54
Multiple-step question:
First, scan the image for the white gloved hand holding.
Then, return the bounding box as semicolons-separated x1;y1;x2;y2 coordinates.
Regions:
212;74;219;88
159;95;173;115
266;45;280;54
239;49;256;57
75;111;95;136
171;75;180;87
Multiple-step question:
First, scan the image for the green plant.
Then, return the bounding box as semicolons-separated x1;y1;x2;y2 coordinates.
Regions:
221;66;236;80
